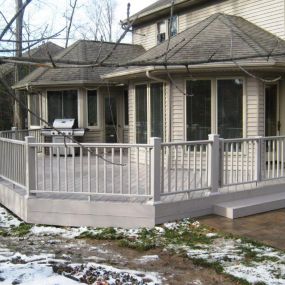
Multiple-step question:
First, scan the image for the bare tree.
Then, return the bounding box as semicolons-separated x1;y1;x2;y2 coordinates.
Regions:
73;0;115;42
14;0;24;129
65;0;78;48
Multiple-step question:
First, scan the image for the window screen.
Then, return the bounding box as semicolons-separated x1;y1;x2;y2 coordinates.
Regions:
136;85;147;143
186;80;211;141
218;79;243;139
87;90;98;126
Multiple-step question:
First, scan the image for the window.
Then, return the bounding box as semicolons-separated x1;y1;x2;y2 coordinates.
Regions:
186;80;211;141
151;83;164;138
87;90;98;127
265;84;278;136
47;90;78;123
124;90;129;126
157;15;178;43
136;85;147;143
169;15;178;37
136;83;164;143
157;21;166;43
218;79;243;139
30;94;41;126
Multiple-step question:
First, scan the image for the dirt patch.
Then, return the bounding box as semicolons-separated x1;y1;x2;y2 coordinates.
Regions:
0;236;235;285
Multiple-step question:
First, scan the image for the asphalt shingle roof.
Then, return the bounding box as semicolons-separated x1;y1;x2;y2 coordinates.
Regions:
13;41;145;89
128;13;285;66
0;42;63;77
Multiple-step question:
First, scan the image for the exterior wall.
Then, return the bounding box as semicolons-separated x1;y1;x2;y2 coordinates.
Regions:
28;86;127;143
128;82;136;144
133;0;285;50
246;77;265;137
128;74;265;143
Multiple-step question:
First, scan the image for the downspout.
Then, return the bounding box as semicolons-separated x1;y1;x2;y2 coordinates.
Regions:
146;70;172;142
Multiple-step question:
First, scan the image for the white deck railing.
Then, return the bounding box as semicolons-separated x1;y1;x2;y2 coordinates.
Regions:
0;137;26;188
1;133;285;202
221;138;259;187
160;141;211;196
0;128;43;142
29;142;153;199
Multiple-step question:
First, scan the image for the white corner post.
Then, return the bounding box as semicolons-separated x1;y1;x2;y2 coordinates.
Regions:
208;134;220;193
11;127;17;140
150;137;161;204
255;136;262;182
25;136;36;198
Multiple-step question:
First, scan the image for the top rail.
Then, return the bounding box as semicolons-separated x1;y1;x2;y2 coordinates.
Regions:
0;137;26;145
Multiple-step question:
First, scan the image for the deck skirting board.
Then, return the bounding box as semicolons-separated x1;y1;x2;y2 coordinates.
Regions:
1;180;285;228
0;183;27;221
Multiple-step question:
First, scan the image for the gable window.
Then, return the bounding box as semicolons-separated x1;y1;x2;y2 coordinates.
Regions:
87;90;98;127
218;79;243;139
136;83;164;143
169;15;178;37
157;21;166;43
186;80;211;141
47;90;78;124
30;93;41;126
157;15;178;44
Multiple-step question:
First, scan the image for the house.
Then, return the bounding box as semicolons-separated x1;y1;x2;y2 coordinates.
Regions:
103;0;285;145
14;0;285;145
3;0;285;228
0;42;63;130
13;41;145;143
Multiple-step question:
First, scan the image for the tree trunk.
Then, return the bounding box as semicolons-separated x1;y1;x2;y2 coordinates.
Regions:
14;0;24;129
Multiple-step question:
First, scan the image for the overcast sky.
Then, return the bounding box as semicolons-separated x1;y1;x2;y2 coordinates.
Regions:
0;0;157;48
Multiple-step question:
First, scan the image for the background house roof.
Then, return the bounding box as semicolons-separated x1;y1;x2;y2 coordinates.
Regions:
13;40;145;89
0;42;63;77
127;12;285;66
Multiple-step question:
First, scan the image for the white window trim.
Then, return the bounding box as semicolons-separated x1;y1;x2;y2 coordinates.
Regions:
134;82;166;143
86;88;100;129
29;93;42;128
184;77;246;140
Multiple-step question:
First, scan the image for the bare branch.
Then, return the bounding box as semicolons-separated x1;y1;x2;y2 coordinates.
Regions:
65;0;78;48
0;0;32;41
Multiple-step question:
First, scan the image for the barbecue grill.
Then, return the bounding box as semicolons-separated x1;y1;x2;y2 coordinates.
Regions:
41;119;86;155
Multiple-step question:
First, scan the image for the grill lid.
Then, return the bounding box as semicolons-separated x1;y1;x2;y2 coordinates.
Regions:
53;119;75;129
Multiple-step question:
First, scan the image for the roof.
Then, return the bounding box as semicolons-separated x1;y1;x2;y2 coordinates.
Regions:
0;42;63;77
13;41;145;89
119;13;285;68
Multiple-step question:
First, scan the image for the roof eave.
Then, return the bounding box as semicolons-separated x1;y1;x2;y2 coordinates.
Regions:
12;80;118;90
103;61;284;80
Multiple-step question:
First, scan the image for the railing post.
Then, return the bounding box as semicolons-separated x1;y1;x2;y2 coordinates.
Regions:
208;134;220;193
150;137;161;204
25;136;36;198
255;136;262;182
11;127;17;140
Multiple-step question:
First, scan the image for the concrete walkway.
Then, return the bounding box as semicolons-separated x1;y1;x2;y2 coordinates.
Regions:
199;209;285;250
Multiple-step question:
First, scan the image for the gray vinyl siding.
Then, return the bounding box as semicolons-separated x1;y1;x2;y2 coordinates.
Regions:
171;77;185;141
246;77;265;137
128;83;136;144
133;0;285;50
133;23;157;51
